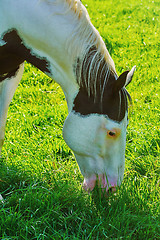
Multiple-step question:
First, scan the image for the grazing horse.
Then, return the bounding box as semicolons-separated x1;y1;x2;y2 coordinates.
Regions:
0;0;136;195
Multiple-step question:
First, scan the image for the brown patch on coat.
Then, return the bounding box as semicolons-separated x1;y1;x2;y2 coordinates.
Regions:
0;29;50;81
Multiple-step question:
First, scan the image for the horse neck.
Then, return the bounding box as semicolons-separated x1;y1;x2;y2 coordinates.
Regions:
0;0;114;112
1;0;82;111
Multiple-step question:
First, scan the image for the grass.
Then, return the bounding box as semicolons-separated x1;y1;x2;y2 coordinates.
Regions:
0;0;159;239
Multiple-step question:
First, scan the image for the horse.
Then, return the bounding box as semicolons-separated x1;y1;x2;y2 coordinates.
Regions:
0;0;136;195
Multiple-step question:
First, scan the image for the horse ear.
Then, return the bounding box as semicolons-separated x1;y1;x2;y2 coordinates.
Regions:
112;71;129;92
112;66;136;92
125;65;136;87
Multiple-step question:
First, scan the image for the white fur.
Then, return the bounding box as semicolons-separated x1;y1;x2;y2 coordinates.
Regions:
0;64;24;154
63;111;128;186
0;39;6;46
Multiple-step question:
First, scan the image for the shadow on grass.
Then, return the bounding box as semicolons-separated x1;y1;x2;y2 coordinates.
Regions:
0;156;159;239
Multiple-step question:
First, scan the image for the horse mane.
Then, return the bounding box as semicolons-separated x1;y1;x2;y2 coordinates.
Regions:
43;1;131;100
43;0;115;66
74;46;117;101
64;0;115;64
60;0;116;99
73;47;132;121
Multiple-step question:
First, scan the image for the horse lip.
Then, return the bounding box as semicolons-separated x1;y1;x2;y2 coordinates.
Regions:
83;174;118;194
83;175;97;192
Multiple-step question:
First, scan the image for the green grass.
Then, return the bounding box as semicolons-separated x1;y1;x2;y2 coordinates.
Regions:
0;0;159;239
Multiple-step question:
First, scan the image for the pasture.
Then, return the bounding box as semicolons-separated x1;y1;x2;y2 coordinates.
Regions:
0;0;159;239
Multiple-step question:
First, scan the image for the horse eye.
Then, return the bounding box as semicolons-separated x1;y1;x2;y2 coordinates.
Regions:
107;129;121;138
108;131;116;137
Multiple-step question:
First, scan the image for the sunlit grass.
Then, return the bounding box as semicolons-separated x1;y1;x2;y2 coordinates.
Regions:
0;0;159;239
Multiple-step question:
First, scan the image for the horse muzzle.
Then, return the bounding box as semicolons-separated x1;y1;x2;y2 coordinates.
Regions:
83;173;118;195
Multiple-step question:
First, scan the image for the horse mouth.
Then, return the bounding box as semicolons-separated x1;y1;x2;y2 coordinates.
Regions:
83;174;118;196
